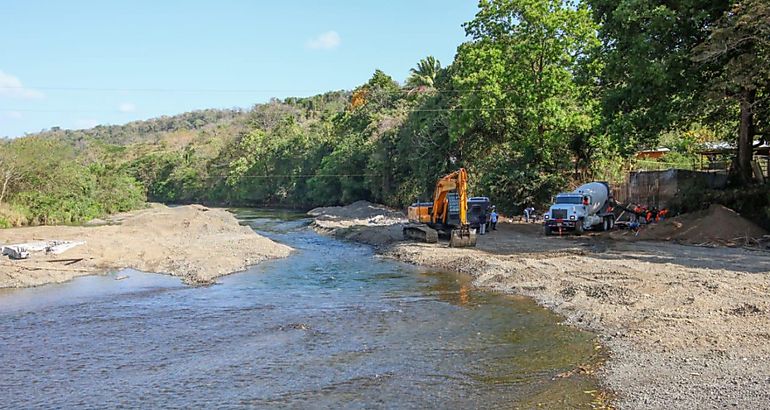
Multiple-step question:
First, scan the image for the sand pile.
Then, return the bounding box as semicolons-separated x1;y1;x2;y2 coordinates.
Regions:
639;204;767;245
308;200;405;221
0;204;293;288
309;201;408;246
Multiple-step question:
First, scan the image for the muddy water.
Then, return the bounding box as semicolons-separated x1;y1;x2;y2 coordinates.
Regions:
0;210;602;408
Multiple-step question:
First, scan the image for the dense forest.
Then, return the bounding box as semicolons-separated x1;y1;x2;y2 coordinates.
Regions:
1;0;768;227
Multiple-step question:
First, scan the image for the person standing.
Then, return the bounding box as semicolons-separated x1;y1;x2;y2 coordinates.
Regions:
485;205;491;232
490;207;498;231
478;205;487;235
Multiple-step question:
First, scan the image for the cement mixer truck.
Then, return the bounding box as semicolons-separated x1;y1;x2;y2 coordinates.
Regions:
543;182;615;235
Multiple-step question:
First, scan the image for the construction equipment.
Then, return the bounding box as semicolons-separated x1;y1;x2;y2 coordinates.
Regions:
2;245;30;260
403;168;477;247
467;196;490;230
543;182;616;235
1;240;86;260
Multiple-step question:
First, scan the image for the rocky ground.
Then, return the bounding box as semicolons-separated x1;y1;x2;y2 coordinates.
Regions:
0;204;292;288
310;201;770;409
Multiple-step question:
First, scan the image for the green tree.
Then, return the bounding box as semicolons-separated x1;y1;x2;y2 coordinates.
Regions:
0;142;22;205
0;137;144;225
587;0;731;153
406;56;442;89
692;0;770;183
452;0;600;210
391;67;462;205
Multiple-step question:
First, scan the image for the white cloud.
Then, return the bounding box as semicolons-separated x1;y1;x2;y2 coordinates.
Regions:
3;111;22;119
75;119;100;129
0;70;44;99
118;102;136;113
306;31;341;50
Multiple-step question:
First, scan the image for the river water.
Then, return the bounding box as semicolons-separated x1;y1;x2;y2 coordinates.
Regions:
0;210;602;408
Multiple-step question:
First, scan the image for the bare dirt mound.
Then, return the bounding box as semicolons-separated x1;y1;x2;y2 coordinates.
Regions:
0;204;293;288
309;201;407;247
308;200;405;221
638;204;767;245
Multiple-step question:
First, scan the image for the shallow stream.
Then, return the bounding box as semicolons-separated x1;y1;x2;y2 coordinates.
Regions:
0;210;602;408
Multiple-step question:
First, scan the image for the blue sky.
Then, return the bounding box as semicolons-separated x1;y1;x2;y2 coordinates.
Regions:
0;1;478;138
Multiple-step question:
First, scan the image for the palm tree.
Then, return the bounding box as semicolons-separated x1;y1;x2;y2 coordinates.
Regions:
406;56;441;89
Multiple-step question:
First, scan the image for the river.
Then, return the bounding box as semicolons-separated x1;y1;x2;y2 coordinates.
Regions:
0;210;603;408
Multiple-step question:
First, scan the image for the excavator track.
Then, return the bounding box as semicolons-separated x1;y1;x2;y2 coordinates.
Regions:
403;224;439;243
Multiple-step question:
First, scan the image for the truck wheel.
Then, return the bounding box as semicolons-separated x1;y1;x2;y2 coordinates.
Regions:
602;217;609;232
575;220;584;234
609;217;615;230
544;226;552;236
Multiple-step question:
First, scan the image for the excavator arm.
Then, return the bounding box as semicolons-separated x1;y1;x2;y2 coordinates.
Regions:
430;168;468;226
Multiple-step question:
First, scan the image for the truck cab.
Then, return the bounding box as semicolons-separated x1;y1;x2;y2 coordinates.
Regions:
543;182;615;235
467;196;490;229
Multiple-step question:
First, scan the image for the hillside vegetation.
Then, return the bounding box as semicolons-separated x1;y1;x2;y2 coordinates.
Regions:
1;0;768;227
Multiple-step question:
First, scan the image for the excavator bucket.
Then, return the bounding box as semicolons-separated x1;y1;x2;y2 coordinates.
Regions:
449;228;477;248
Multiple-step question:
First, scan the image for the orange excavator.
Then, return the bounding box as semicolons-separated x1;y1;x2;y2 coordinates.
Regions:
402;168;477;247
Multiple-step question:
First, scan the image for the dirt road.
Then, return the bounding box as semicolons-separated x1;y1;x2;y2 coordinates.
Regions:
0;204;292;288
311;202;770;409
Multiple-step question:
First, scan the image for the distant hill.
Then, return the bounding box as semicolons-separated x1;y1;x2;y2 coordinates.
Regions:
24;90;351;147
26;108;247;146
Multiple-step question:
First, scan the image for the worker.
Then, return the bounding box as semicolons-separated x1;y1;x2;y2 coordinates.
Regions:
479;205;487;235
490;207;498;231
523;206;534;223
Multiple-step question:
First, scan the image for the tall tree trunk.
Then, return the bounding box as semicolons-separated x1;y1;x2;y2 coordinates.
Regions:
0;172;11;205
737;89;756;184
0;180;6;205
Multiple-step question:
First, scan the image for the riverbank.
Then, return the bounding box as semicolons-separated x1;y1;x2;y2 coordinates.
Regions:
309;202;770;409
0;209;606;409
0;204;292;288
